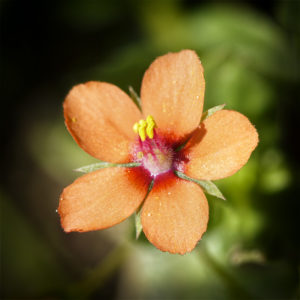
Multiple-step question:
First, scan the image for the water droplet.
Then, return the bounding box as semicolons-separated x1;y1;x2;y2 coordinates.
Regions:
147;213;151;217
168;192;171;195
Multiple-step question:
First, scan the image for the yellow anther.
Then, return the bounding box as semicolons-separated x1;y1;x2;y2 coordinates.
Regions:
138;120;147;141
146;115;156;139
132;115;157;141
133;122;139;134
137;151;144;159
146;115;155;125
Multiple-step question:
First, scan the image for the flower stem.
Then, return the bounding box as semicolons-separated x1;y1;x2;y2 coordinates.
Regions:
199;245;253;299
66;243;128;299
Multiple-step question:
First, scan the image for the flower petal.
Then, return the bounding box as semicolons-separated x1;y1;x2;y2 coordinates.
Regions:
184;110;259;180
58;167;149;232
64;81;142;163
141;175;209;254
141;50;205;141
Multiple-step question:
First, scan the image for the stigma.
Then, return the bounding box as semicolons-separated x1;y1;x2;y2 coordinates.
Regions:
132;115;173;177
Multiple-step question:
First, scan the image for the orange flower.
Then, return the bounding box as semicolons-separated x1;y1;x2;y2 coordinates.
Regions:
58;50;258;254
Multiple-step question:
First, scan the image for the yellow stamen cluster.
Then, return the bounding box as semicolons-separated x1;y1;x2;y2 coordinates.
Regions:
133;115;156;141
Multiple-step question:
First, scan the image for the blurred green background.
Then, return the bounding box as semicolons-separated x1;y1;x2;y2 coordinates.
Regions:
1;0;300;299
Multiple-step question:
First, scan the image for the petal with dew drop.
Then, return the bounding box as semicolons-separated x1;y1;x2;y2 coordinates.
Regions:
64;81;142;163
141;175;209;254
58;167;149;232
184;110;259;180
141;50;205;142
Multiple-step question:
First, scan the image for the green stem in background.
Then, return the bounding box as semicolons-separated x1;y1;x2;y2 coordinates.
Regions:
66;243;129;299
199;246;253;299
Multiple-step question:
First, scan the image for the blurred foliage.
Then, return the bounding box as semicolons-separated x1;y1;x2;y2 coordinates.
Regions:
1;0;300;299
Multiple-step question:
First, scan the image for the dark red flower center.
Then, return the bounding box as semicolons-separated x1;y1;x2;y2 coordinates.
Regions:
131;116;187;178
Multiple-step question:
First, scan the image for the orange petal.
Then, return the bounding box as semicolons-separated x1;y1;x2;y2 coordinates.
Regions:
141;50;205;142
64;81;142;163
184;110;259;180
141;175;209;254
58;167;149;232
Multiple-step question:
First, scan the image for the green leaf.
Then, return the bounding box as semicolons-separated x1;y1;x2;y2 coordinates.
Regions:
135;179;154;239
129;86;142;111
174;171;225;200
75;162;141;173
201;104;226;122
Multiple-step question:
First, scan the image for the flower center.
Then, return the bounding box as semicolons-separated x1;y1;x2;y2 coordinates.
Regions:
132;116;173;177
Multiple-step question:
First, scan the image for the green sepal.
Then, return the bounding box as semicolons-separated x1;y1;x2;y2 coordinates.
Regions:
174;139;189;152
174;171;225;200
201;104;226;122
135;211;143;240
129;86;142;111
135;179;154;239
75;162;141;173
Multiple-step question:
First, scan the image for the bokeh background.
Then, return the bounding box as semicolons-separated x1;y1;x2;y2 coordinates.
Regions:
1;0;300;299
